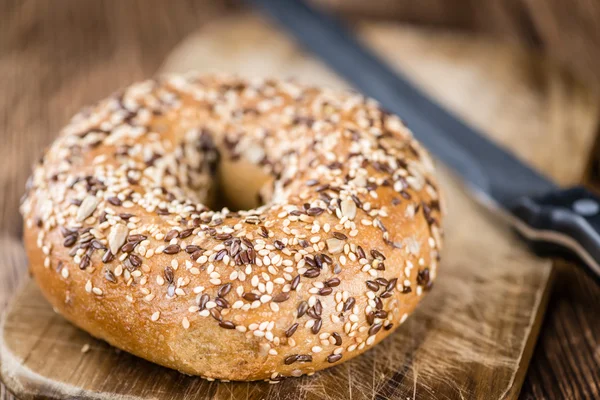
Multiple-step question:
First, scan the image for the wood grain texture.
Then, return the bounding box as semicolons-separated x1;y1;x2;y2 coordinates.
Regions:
0;2;598;399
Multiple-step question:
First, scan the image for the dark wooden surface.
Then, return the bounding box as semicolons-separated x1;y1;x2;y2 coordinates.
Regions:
0;1;598;399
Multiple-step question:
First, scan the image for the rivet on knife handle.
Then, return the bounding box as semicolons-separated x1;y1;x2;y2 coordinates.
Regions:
511;186;600;279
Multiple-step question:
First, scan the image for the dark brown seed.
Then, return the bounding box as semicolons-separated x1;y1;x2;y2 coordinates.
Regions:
163;244;181;254
375;219;387;232
164;266;174;283
299;239;309;248
79;255;90;270
375;277;388;286
307;307;320;319
386;278;398;292
191;250;203;261
63;235;77;247
303;268;320;278
180;228;194;239
374;297;383;310
366;280;379;291
297;354;313;362
258;227;269;238
314;254;323;269
102;250;114;263
370;249;386;260
215;297;229;309
243;292;260;302
402;286;412;294
306;207;324;216
369;323;383;336
107;196;122;206
164;229;179;241
272;292;290;303
332;332;343;346
327;354;343;363
219;320;235;329
119;213;134;220
417;268;430;285
284;355;300;365
274;240;285;250
357;246;366;259
304;256;316;267
240;250;250;265
290;275;300;290
215;249;227;261
319;287;333;296
120;241;136;253
128;254;142;268
332;232;347;240
218;283;232;297
325;278;341;287
297;301;309;318
185;245;201;254
322;254;333;264
366;312;375;325
380;290;393;298
128;234;147;243
210;308;222;321
198;294;209;310
215;233;232;240
285;323;299;337
311;318;322;334
374;310;388;319
385;323;394;330
343;297;355;312
314;300;322;316
104;268;116;283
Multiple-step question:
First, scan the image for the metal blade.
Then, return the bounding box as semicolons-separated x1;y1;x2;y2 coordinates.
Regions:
249;0;558;209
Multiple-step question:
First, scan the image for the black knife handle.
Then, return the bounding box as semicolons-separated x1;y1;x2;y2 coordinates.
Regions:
511;186;600;279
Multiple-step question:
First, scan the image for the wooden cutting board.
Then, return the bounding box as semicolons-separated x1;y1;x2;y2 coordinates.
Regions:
1;14;597;400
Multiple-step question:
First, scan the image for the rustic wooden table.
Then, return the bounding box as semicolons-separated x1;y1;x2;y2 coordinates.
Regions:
0;1;598;399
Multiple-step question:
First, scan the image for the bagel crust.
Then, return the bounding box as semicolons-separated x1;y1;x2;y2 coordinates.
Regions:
20;74;443;381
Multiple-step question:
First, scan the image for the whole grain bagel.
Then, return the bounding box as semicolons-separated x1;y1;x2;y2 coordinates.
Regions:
20;74;443;381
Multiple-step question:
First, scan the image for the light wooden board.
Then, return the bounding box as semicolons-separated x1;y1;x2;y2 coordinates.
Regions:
2;13;598;400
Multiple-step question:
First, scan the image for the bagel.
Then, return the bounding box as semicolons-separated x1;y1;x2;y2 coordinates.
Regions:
20;74;443;381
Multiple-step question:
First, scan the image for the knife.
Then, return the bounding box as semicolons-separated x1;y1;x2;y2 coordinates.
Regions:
249;0;600;280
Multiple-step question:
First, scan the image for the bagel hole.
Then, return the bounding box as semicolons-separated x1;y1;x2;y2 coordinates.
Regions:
210;156;272;212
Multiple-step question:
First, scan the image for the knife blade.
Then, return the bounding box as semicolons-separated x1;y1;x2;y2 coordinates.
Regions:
249;0;600;279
